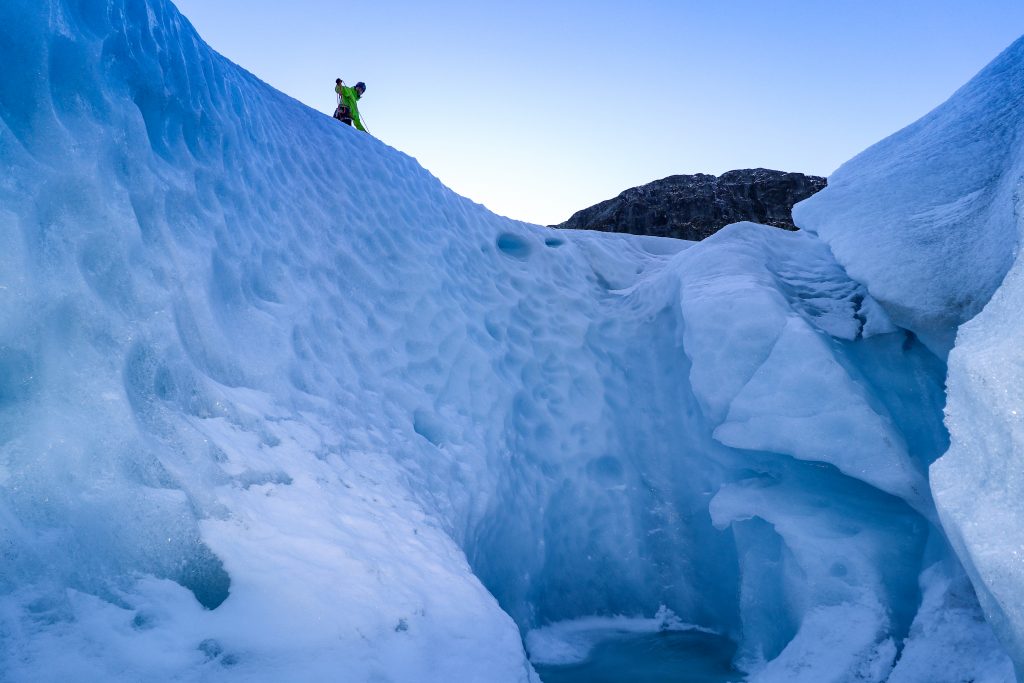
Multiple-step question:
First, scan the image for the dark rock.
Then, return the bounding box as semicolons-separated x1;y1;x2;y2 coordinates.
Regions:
554;168;827;241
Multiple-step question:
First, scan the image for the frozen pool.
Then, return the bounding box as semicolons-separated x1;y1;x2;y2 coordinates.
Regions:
528;617;743;683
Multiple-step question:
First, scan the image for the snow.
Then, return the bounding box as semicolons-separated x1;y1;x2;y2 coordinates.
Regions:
0;0;1019;681
888;561;1017;683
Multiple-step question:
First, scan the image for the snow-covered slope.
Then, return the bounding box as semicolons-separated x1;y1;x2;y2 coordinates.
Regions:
0;1;1019;681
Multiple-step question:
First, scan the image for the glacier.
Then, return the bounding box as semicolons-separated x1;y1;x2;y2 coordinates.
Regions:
0;1;1021;681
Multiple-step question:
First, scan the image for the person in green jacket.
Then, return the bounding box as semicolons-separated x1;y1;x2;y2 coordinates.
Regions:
334;79;368;132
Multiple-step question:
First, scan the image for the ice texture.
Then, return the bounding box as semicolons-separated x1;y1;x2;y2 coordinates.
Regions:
888;561;1017;683
0;0;1019;681
793;37;1024;354
935;193;1024;673
792;33;1024;679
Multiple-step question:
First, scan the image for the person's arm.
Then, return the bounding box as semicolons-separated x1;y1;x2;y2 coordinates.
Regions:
342;88;368;132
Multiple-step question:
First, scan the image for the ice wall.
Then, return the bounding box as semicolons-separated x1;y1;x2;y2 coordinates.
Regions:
794;37;1024;354
933;170;1024;674
0;0;543;678
794;34;1024;680
0;0;1018;681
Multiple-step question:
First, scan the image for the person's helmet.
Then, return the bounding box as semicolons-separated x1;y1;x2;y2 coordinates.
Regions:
335;78;342;84
355;82;366;93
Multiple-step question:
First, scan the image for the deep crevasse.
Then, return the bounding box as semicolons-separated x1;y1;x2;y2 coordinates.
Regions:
0;1;1019;681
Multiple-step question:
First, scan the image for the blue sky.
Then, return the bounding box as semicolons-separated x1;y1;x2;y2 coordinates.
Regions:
174;1;1024;225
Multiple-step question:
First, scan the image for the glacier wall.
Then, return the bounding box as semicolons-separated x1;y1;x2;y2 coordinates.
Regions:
795;35;1024;678
793;38;1024;355
0;1;1019;681
937;243;1024;678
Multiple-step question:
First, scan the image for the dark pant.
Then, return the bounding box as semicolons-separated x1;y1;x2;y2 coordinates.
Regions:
334;105;353;126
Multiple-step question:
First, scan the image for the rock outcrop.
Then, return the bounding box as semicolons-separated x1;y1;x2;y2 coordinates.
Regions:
556;169;827;241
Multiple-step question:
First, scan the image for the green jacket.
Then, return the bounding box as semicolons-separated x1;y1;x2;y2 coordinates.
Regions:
334;84;366;132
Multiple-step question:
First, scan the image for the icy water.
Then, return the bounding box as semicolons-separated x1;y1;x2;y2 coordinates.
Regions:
533;630;744;683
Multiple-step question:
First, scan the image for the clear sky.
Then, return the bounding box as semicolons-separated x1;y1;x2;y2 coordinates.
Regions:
173;1;1024;226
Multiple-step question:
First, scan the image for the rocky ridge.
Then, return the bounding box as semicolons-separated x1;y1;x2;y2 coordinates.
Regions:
556;168;827;241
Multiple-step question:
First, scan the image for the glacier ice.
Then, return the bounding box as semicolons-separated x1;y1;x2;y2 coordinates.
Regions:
793;37;1024;355
934;189;1024;674
794;34;1024;679
0;0;1021;681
